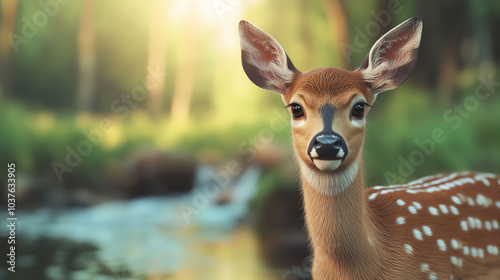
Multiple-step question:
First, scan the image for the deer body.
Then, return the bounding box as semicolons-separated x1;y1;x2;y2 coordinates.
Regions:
239;18;500;279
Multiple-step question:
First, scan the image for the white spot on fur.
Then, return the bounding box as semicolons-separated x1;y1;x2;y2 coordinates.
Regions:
463;246;469;255
420;263;429;271
475;218;482;229
475;194;492;207
397;199;405;206
449;205;459;215
396;217;406;225
485;221;492;231
451;196;461;205
437;239;446;251
439;184;450;190
468;197;475;206
439;204;448;214
471;247;478;258
413;201;422;209
408;206;417;214
487;245;499;255
478;248;484;258
487;245;493;254
413;228;423;240
493;219;499;229
450;256;458;265
428;207;439;215
461;221;468;231
404;244;413;254
429;273;437;280
368;192;378;200
475;174;491;186
426;187;440;193
422;226;432;236
468;217;475;229
451;239;459;249
380;189;394;195
496;201;500;208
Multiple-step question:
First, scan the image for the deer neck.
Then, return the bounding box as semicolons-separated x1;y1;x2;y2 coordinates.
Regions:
300;158;385;278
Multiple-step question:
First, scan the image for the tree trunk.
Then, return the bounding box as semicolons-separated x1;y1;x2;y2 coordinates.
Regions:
146;0;168;119
170;24;196;122
0;0;18;98
300;0;314;70
76;0;96;112
321;0;349;69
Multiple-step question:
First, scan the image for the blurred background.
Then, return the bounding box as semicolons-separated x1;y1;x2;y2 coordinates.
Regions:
0;0;500;279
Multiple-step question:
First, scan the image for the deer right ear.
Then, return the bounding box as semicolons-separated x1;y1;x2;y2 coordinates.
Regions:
358;17;422;94
239;21;298;94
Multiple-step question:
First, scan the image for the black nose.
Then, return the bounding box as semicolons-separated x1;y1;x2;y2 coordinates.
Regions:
315;134;342;149
311;134;346;160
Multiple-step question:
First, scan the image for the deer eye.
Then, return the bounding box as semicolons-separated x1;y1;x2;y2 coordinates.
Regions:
289;103;304;119
351;103;366;119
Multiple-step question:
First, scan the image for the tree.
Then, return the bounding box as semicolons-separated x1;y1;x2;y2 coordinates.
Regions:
321;0;349;69
76;0;96;112
146;0;168;119
0;0;18;98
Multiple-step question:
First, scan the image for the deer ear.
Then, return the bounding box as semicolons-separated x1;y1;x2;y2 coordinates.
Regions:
239;20;298;94
358;17;422;94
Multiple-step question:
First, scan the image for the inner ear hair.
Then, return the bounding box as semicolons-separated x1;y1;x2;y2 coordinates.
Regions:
239;21;298;94
358;17;422;94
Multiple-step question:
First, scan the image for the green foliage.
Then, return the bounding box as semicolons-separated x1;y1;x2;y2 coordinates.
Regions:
1;0;500;200
365;88;500;187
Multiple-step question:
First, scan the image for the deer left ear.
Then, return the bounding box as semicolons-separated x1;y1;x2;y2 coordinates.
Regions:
239;20;298;94
358;17;422;94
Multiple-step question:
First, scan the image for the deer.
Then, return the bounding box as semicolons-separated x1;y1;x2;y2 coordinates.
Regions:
238;17;500;279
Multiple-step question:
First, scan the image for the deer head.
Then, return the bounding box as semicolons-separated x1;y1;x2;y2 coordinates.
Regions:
239;17;422;195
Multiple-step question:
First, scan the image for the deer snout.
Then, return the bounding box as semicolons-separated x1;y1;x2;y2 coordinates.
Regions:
316;134;341;148
308;133;349;172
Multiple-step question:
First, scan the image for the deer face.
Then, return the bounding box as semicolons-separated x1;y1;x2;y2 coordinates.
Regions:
282;67;374;173
239;18;422;194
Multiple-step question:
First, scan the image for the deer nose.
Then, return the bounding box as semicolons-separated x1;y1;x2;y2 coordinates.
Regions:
311;134;346;160
315;134;341;148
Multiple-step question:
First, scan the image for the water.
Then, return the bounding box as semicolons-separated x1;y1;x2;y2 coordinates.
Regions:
1;166;281;279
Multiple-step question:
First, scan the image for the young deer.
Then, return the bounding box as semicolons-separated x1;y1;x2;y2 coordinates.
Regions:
239;18;500;279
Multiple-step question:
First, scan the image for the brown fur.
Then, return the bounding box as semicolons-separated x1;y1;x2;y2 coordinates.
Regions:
283;68;375;173
288;68;500;279
239;19;500;279
292;68;500;279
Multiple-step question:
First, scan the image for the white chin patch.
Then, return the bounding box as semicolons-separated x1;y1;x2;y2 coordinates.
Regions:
313;159;342;171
